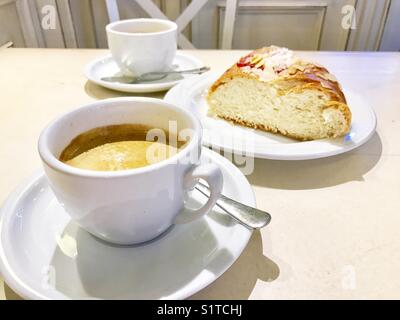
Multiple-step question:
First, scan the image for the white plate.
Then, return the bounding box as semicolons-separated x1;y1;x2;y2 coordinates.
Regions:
84;53;204;93
0;149;254;300
165;73;377;160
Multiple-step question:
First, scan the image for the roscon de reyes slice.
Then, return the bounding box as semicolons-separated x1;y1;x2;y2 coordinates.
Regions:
207;46;352;141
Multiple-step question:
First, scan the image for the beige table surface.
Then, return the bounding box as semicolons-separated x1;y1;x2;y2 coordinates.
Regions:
0;48;399;300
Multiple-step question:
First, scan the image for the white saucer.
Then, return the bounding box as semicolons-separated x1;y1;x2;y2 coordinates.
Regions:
84;53;204;93
164;73;377;160
0;149;254;300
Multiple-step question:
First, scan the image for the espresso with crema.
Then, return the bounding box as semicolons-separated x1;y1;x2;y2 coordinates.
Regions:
60;124;183;171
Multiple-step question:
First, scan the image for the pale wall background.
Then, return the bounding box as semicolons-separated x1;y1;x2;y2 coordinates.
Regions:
0;0;399;51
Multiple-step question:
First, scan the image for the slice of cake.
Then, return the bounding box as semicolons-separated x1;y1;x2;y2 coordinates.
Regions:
206;46;351;141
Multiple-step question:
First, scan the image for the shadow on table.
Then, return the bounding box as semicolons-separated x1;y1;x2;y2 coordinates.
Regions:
49;203;272;300
3;198;278;300
84;81;167;100
4;228;279;301
4;283;22;300
189;230;279;299
51;218;221;299
248;132;383;190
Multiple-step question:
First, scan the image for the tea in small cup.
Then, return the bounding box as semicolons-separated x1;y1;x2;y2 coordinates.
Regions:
106;18;177;76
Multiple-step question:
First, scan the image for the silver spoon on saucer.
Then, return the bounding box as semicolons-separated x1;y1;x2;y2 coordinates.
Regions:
195;181;271;230
101;66;210;84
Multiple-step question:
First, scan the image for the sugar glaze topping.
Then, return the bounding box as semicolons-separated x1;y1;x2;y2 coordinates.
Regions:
237;46;298;81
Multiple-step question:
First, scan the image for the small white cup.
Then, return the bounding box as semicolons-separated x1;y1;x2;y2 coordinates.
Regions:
38;97;223;245
106;18;177;76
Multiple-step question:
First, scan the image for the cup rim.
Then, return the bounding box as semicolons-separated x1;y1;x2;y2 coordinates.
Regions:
38;97;202;179
106;18;178;37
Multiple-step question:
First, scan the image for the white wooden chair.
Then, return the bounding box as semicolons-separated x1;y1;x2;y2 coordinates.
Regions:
105;0;239;49
0;41;13;49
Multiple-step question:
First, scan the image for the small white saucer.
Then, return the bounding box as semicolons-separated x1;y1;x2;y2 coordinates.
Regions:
84;53;204;93
0;149;254;300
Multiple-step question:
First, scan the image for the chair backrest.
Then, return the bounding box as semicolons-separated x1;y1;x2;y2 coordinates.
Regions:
105;0;121;23
104;0;239;49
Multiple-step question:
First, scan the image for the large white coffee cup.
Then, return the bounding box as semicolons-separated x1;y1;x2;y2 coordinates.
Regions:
38;98;223;245
106;19;177;76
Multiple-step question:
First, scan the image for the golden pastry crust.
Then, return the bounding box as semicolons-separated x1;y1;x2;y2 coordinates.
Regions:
207;47;352;140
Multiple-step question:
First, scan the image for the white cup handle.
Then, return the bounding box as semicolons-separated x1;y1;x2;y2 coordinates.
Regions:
174;163;223;224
